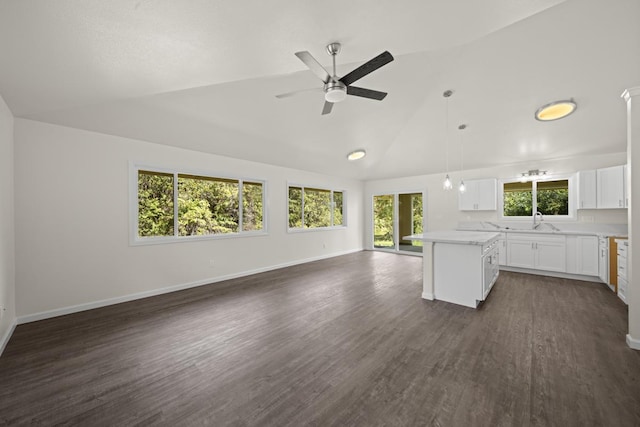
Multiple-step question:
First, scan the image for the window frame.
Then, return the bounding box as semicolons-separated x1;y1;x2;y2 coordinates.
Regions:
498;173;576;221
130;163;268;245
286;183;347;232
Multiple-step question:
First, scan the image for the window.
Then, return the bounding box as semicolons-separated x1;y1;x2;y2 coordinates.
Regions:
138;171;175;237
502;178;570;218
135;168;265;242
288;185;345;229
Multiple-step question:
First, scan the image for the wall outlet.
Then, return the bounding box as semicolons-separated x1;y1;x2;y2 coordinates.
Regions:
0;306;4;320
208;259;215;268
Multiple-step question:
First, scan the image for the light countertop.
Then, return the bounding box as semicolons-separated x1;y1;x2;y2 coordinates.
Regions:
457;222;628;238
405;231;500;245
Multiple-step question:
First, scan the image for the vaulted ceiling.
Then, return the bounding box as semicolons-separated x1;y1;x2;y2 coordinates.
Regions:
1;0;638;179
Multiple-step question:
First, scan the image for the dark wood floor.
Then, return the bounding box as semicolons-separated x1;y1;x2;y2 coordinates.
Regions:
1;251;639;426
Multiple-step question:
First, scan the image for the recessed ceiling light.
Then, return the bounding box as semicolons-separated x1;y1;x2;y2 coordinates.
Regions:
347;149;366;161
535;100;577;121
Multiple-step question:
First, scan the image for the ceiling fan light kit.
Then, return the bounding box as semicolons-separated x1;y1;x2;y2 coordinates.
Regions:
324;81;347;103
277;42;394;115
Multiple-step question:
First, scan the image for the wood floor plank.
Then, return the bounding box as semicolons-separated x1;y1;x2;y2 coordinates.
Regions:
1;251;639;426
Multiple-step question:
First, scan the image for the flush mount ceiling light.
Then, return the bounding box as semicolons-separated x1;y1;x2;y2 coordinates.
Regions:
535;99;577;121
347;149;366;161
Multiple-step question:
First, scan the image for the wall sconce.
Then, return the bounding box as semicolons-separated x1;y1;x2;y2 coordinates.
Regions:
519;169;547;182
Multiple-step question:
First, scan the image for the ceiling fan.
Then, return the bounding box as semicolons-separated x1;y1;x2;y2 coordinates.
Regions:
276;42;394;115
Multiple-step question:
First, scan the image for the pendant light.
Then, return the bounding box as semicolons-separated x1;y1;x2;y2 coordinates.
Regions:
458;124;466;193
443;90;453;190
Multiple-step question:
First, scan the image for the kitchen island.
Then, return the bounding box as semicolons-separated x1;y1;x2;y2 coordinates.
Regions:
406;231;500;308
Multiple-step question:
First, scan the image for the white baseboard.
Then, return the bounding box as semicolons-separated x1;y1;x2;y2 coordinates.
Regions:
421;292;434;300
17;248;363;325
627;334;640;350
0;318;17;357
499;266;601;283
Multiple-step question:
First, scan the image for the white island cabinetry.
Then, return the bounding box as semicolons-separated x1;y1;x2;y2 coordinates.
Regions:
406;231;500;308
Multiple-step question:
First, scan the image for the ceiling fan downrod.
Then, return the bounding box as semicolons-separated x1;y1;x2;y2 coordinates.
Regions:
324;42;346;103
326;42;341;78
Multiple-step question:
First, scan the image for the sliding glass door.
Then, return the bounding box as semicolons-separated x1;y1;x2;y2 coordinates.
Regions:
373;192;424;254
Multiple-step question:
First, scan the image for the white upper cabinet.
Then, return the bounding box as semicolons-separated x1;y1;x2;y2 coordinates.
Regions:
596;165;626;209
458;178;497;211
577;170;597;209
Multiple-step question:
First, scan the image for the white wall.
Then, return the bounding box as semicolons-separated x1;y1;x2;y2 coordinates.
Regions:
624;87;640;350
364;152;628;249
13;119;364;319
0;94;16;354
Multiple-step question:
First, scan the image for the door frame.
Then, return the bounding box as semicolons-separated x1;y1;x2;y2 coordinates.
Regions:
371;190;426;256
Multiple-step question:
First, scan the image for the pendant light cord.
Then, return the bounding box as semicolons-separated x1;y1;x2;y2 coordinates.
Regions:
460;128;463;171
445;92;450;173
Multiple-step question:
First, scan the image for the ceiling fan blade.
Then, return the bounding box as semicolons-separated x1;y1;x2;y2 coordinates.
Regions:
347;86;388;101
321;101;333;115
339;51;394;86
275;87;322;99
295;51;333;84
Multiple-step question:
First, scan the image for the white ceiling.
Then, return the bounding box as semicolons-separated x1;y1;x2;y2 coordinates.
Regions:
1;0;639;180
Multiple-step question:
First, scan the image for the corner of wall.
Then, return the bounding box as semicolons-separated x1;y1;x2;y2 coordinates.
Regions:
0;92;17;356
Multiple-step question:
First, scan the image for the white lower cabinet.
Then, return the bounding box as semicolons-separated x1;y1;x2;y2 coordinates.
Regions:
498;233;507;266
566;235;599;276
507;233;566;272
507;239;535;268
617;239;628;304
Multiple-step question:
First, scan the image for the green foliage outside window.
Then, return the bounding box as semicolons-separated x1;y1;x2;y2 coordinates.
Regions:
304;188;331;228
243;182;264;231
373;195;394;248
288;186;344;229
288;187;302;228
138;171;174;237
411;194;423;247
178;176;239;235
503;179;568;217
503;182;533;217
137;170;264;238
333;192;344;226
537;180;569;215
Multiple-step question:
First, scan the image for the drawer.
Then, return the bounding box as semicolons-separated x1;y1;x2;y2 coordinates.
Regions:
618;244;628;258
618;276;628;304
618;259;627;280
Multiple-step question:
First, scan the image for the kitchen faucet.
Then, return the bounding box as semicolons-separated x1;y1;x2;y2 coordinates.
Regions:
533;211;543;229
